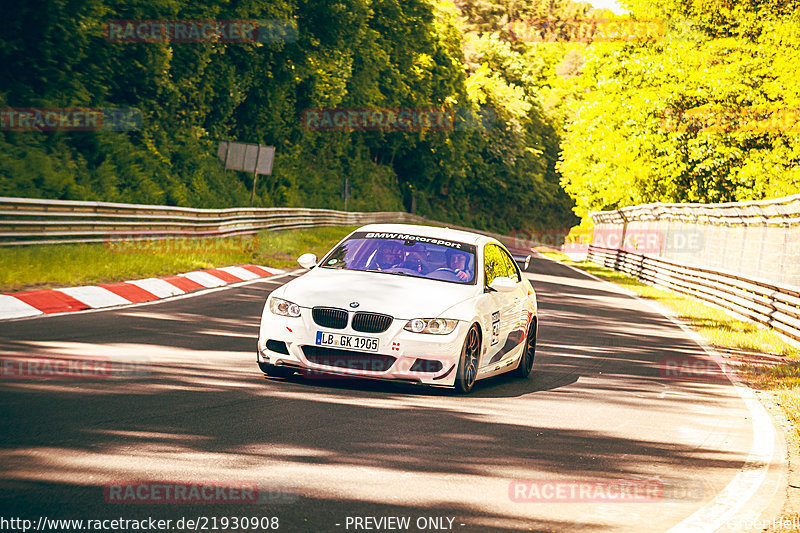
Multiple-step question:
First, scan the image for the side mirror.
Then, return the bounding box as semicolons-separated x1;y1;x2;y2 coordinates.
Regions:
297;253;318;269
488;276;517;293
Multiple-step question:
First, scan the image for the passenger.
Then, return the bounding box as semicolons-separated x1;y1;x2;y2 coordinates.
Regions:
373;241;404;270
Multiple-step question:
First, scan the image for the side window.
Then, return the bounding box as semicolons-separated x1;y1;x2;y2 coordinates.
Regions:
499;248;521;282
484;244;507;286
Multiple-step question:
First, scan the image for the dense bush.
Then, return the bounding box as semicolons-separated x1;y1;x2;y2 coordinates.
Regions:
0;0;579;234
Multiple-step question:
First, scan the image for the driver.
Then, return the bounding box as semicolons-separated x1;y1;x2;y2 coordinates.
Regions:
446;249;471;281
373;241;404;270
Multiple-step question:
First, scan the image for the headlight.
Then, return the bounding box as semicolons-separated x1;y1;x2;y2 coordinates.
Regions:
269;297;301;317
404;318;458;335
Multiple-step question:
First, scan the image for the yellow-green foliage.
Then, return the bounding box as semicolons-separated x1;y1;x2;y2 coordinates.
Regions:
556;1;800;217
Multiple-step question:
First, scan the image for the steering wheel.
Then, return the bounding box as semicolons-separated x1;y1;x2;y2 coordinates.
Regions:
428;268;461;281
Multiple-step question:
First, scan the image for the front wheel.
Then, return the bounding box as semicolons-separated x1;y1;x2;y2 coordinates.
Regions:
455;324;481;394
514;319;536;378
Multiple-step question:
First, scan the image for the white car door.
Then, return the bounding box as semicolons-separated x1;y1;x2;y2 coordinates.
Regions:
494;246;529;364
477;244;524;370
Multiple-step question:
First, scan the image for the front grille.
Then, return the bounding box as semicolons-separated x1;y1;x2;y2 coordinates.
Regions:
312;307;348;329
301;346;396;372
352;312;393;333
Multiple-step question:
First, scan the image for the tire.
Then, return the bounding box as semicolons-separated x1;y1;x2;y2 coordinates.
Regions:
455;324;481;394
258;361;295;378
514;318;536;378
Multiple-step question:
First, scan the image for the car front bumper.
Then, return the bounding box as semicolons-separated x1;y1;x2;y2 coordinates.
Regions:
257;309;469;387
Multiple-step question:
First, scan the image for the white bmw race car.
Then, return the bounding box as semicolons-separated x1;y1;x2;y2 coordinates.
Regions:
256;224;537;393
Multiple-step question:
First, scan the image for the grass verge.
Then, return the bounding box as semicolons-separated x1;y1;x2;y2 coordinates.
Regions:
0;225;358;293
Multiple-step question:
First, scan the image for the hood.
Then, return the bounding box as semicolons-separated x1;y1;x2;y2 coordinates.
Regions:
279;268;477;320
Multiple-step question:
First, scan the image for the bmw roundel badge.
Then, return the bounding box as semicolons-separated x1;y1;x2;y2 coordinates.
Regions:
349;302;360;308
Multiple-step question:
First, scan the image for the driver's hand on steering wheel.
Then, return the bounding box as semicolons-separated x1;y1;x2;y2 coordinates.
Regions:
453;268;469;280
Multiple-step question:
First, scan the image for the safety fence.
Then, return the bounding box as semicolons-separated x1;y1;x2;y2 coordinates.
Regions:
590;194;800;287
588;193;800;344
587;245;800;344
0;197;432;246
0;197;533;253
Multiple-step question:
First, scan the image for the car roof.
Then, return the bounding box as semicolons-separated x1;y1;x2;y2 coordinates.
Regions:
355;223;494;246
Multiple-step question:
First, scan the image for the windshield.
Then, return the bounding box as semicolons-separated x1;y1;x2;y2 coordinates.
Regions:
320;231;477;284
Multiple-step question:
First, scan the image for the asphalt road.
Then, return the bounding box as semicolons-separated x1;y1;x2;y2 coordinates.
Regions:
0;255;787;532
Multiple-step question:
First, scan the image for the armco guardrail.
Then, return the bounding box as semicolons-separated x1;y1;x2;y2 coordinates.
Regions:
0;197;432;245
590;194;800;226
0;197;536;252
590;194;800;287
588;194;800;344
587;245;800;344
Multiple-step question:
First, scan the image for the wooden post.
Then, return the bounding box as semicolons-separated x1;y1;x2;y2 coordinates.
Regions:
250;144;261;206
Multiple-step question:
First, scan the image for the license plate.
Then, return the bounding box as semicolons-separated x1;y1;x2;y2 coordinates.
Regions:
315;331;379;352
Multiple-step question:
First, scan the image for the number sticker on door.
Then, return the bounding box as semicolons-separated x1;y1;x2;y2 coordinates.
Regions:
491;311;500;345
